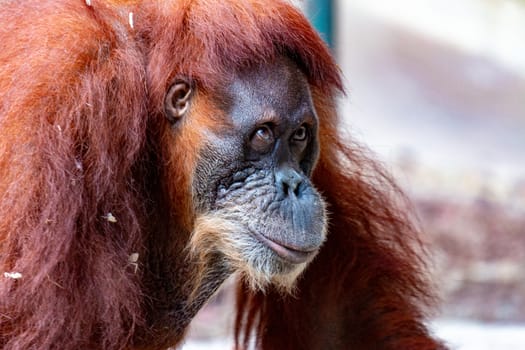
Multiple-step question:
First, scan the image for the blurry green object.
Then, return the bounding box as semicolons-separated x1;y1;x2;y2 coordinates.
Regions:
306;0;334;48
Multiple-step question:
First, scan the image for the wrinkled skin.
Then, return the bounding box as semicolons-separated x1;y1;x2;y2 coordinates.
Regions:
185;57;328;288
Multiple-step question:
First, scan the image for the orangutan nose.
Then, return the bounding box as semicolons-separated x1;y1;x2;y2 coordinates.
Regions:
275;166;303;197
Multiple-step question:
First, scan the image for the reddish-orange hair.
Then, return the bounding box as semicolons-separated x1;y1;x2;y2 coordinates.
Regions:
234;88;445;348
0;0;443;349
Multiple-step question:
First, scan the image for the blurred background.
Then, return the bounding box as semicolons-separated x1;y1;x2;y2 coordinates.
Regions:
183;0;525;349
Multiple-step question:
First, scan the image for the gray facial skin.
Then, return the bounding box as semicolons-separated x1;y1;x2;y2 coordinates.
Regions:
192;57;327;283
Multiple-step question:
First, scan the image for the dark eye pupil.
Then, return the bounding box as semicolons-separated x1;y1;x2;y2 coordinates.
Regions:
255;126;272;140
250;125;274;153
294;126;307;141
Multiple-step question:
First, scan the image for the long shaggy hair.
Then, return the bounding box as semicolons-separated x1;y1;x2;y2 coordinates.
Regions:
0;0;443;349
234;86;443;349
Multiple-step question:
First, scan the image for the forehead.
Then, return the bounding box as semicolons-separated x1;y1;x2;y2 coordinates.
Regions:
226;57;315;128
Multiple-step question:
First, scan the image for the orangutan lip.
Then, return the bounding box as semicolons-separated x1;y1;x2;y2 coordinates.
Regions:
251;230;316;264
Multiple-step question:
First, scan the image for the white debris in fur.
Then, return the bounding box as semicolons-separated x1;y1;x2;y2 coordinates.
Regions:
129;12;134;29
128;252;139;263
128;253;139;273
105;213;117;223
75;159;83;171
4;272;22;280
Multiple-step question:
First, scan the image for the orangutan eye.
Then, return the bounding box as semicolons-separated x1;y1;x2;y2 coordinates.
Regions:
292;125;308;142
250;124;275;152
254;125;273;141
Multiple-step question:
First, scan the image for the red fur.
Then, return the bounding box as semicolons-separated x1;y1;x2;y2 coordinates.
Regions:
0;0;444;349
234;90;446;349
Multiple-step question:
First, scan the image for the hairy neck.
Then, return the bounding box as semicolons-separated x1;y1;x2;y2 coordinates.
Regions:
136;213;232;348
129;163;235;348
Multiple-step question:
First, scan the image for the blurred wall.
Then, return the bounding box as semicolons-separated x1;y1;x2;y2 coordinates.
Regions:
335;0;525;321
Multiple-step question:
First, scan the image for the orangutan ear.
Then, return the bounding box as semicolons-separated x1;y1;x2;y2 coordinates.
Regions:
165;80;193;123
